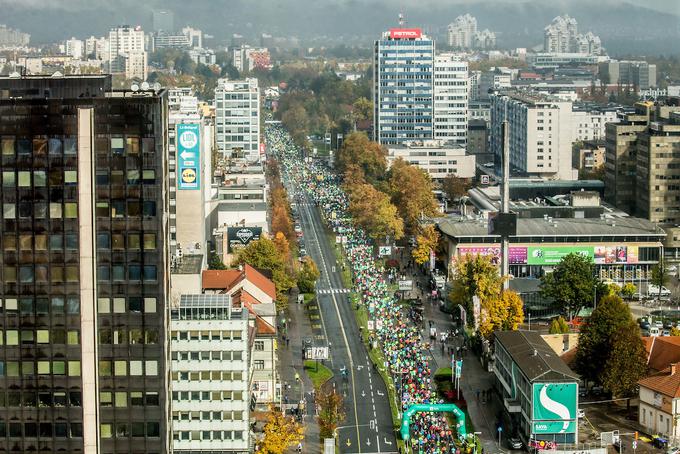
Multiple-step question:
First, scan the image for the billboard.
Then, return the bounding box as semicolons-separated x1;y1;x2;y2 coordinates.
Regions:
527;246;593;265
389;28;422;39
532;383;577;434
594;245;638;264
457;244;645;266
177;124;200;190
227;227;262;253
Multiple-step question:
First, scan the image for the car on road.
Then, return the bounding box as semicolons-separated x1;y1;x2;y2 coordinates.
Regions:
294;224;302;233
577;408;585;418
508;437;523;450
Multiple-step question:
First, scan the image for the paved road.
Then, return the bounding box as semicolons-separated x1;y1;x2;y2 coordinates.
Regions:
298;196;397;454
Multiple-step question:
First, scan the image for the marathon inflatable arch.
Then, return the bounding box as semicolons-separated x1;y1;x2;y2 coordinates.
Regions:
400;403;467;441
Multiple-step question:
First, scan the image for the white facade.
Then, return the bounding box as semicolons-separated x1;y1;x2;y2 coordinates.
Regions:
170;295;250;453
468;70;481;101
387;140;476;180
124;51;147;80
108;25;147;79
478;68;513;100
64;37;84;59
639;384;680;441
448;14;477;48
490;91;577;180
571;106;620;142
182;27;203;49
434;54;468;146
215;78;261;162
85;36;109;60
544;15;602;55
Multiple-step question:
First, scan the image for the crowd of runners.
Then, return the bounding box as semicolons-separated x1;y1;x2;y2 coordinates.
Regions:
266;121;465;453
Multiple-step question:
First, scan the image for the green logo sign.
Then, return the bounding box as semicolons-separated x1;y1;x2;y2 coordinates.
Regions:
532;383;577;434
526;246;594;265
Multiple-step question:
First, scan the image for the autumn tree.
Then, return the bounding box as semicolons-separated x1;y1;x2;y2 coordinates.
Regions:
621;283;637;299
540;253;598;320
351;97;373;123
441;174;471;201
548;316;570;334
575;295;634;386
316;389;346;439
273;232;292;267
337;132;387;184
270;187;295;241
388;158;440;235
411;224;440;266
255;405;304;454
479;289;525;338
235;237;295;310
297;256;321;293
601;322;648;402
671;327;680;336
348;183;404;241
281;103;310;148
448;254;503;327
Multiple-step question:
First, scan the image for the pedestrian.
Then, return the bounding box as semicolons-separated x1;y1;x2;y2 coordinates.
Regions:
286;337;290;347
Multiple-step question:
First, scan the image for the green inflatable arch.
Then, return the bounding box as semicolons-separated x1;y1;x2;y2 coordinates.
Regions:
400;403;467;441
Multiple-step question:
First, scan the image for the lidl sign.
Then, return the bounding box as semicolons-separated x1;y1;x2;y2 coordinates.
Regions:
532;383;577;434
177;124;200;190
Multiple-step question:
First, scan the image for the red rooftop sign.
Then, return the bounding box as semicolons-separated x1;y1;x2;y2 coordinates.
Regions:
389;28;422;39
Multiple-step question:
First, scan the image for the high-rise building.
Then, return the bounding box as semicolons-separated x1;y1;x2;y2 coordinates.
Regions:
65;38;84;60
490;90;576;180
433;53;468;146
215;78;261;162
0;74;170;453
447;14;477;48
599;60;657;90
181;27;203;49
170;295;250;453
0;24;30;47
543;15;602;55
108;25;147;80
152;10;175;33
85;36;109;61
373;27;435;145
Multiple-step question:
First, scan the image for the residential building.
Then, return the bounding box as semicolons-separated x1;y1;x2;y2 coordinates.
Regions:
0;74;170;453
494;331;579;446
170;295;250;453
477;68;513;100
490;90;577;180
599;60;657;90
65;37;84;60
202;266;278;408
386;140;476;181
85;36;109;60
572;139;605;172
543;15;602;55
0;24;30;47
474;29;496;50
152;10;175;32
571;103;621;142
231;45;272;73
468;70;481;101
189;48;216;66
468;119;489;155
433;53;468;146
373;27;434;145
182;27;203;49
638;363;680;441
643;336;680;374
447;14;477;49
108;25;147;80
153;32;190;50
215;78;261;162
468;100;491;123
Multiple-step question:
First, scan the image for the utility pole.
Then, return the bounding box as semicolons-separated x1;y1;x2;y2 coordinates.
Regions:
501;112;510;290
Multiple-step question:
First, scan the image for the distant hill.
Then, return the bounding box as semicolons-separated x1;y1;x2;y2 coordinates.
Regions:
2;0;679;56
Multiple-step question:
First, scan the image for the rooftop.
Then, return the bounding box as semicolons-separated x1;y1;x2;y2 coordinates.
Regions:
643;336;680;373
639;364;680;398
495;330;579;382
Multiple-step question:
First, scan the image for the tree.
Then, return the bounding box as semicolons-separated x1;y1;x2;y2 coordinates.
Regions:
281;103;310;148
298;256;321;293
273;232;292;266
235;237;295;310
255;405;304;454
601;322;648;403
621;283;637;300
479;289;525;338
671;326;680;336
316;389;346;439
575;295;634;386
548;316;570;334
348;183;404;241
351;97;373;124
651;261;669;300
540;253;598;320
449;254;503;326
337;132;387;184
411;224;440;266
208;251;227;270
441;174;471;202
388;158;440;235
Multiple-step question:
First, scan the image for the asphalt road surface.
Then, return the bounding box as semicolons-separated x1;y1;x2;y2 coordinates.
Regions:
298;194;398;454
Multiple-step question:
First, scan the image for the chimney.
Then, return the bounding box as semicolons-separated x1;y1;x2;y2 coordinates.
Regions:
672;363;678;375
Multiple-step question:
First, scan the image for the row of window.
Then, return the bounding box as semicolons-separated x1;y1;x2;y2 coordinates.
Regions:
3;233;79;252
0;390;81;408
96;137;155;156
0;329;79;345
171;370;244;382
99;328;159;345
94;200;157;219
99;360;158;377
171;351;243;362
100;390;159;407
0;360;81;377
0;421;83;438
0;297;79;314
172;410;244;422
95;169;156;186
171;330;243;341
97;264;158;282
97;297;156;314
95;232;156;251
0;137;77;157
3;202;78;220
2;170;77;188
173;430;245;442
100;422;160;439
171;390;243;402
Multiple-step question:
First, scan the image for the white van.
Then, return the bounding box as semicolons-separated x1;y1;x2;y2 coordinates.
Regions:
648;284;672;298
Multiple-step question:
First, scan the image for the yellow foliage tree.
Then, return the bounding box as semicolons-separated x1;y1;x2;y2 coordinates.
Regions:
255;405;304;454
479;290;525;339
411;224;440;265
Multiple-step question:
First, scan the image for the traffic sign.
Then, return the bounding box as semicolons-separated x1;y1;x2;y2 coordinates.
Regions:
632;440;637;450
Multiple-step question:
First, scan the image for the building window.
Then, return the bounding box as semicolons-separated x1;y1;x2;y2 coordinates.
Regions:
254;360;265;370
254;341;265;351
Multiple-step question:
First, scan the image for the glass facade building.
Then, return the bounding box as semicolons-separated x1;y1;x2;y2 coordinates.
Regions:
0;75;169;454
373;29;435;145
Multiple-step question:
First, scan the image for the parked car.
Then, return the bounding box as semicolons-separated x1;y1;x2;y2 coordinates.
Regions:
665;320;675;329
508;438;523;450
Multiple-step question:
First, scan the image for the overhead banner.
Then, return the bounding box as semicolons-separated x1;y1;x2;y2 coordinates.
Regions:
177;124;200;190
227;227;262;253
532;383;577;435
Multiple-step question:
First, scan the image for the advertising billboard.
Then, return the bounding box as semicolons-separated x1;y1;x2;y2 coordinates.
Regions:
227;227;262;253
527;246;593;265
177;124;201;190
532;383;577;434
389;28;422;39
457;244;645;266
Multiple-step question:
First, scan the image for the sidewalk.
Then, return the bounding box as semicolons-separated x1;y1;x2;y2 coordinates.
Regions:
278;288;322;453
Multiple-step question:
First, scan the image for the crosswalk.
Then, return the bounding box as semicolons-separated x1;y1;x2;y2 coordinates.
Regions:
317;288;351;295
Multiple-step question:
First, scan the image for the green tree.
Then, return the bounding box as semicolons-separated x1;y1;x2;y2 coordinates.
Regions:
449;254;503;327
208;251;227;270
548;316;570;334
575;295;634;386
540;253;598;320
651;261;669;300
388;158;440;235
601;322;648;404
316;389;346;439
297;256;321;294
621;283;637;299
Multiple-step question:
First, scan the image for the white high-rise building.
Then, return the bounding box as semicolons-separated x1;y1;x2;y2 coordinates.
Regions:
447;14;477;48
544;15;602;55
64;37;84;59
433;53;468;146
215;78;261;162
182;27;203;49
108;25;147;79
85;36;109;60
490;90;577;180
170;295;250;453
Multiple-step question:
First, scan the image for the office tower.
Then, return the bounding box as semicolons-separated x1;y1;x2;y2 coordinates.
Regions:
108;26;147;80
215;78;261;162
0;74;169;453
373;27;434;145
599;60;657;90
152;10;175;33
490;90;576;180
170;295;250;453
433;53;468;146
447;14;477;48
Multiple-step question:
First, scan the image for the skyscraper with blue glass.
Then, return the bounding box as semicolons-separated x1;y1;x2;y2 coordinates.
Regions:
373;27;435;145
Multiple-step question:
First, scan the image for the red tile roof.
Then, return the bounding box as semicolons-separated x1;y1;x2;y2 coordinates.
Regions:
233;289;276;336
643;336;680;373
243;264;276;300
639;364;680;397
201;269;241;290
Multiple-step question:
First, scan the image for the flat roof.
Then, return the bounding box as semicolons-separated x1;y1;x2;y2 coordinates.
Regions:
495;330;579;382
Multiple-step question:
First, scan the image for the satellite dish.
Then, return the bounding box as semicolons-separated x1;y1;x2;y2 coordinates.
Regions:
130;83;139;92
141;81;150;91
153;82;161;91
